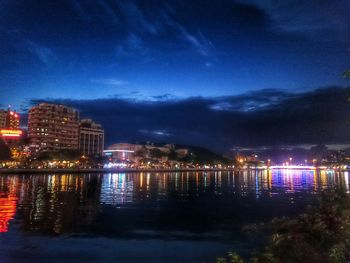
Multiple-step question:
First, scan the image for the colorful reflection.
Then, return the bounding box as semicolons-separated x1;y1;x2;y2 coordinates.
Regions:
0;170;349;235
100;173;134;205
0;193;17;233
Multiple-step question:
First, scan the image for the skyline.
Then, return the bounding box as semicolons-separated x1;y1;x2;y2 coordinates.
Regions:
0;0;349;151
20;86;350;152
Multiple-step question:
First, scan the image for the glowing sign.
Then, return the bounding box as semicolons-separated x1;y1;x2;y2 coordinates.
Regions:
0;129;22;137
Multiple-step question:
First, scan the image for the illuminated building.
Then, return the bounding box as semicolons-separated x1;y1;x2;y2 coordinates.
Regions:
104;143;188;163
28;103;79;151
0;109;22;145
79;119;104;156
0;109;20;129
7;110;20;129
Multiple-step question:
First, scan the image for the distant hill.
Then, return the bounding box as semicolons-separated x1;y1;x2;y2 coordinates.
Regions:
132;141;233;165
174;144;233;165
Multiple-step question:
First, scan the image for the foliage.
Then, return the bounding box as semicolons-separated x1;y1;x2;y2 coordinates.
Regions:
0;139;11;160
149;148;166;159
36;149;81;161
168;149;179;161
217;188;350;263
217;252;245;263
343;69;350;82
135;146;148;158
188;146;232;165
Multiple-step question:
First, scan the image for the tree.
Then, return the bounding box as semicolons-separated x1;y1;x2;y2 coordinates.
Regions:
149;148;165;159
36;149;80;161
168;149;178;161
217;188;350;263
0;139;11;161
135;146;148;158
343;69;350;83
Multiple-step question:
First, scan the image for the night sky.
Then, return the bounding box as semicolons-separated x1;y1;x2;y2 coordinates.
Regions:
0;1;349;151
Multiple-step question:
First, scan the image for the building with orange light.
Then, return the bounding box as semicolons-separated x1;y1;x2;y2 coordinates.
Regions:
0;109;22;144
28;103;80;151
0;109;20;129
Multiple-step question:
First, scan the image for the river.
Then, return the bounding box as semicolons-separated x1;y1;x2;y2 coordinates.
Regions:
0;169;348;262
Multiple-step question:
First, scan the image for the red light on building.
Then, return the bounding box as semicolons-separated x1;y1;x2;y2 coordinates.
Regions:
0;129;22;138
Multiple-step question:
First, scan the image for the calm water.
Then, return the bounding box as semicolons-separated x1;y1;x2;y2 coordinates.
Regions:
0;170;348;262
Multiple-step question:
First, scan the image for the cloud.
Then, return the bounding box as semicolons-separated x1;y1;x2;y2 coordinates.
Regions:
69;0;90;22
179;29;213;57
210;89;295;112
91;78;128;86
139;129;171;137
26;41;57;66
239;0;350;41
151;94;176;101
115;33;148;57
97;0;119;26
116;1;158;35
28;87;350;152
160;9;214;56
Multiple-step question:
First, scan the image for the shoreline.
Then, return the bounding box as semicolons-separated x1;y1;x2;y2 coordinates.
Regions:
0;167;349;174
0;167;238;174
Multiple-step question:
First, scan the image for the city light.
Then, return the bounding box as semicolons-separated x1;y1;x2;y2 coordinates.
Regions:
0;129;22;137
269;165;315;170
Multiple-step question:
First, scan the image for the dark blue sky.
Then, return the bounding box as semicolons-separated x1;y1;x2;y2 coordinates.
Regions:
1;0;349;107
0;0;349;151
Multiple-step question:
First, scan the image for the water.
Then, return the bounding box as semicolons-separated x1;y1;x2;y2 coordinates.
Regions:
0;170;348;262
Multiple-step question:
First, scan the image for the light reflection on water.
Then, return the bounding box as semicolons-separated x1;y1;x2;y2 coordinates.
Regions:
0;170;348;235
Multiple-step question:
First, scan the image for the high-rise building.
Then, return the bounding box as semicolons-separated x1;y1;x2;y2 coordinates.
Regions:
28;103;79;151
0;109;20;129
6;110;20;129
79;119;104;156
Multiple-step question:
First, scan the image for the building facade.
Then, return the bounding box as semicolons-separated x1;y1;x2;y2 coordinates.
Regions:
104;143;189;164
0;109;20;129
28;103;79;151
79;119;104;156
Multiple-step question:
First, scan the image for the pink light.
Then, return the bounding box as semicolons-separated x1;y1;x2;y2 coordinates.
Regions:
270;165;315;170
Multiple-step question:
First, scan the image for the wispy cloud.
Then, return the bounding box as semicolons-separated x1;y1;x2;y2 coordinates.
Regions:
180;29;213;57
139;129;171;137
210;89;296;112
98;0;119;25
69;0;90;22
26;41;57;66
115;33;148;57
239;0;350;41
92;78;129;86
116;1;158;35
112;3;216;58
160;9;214;57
